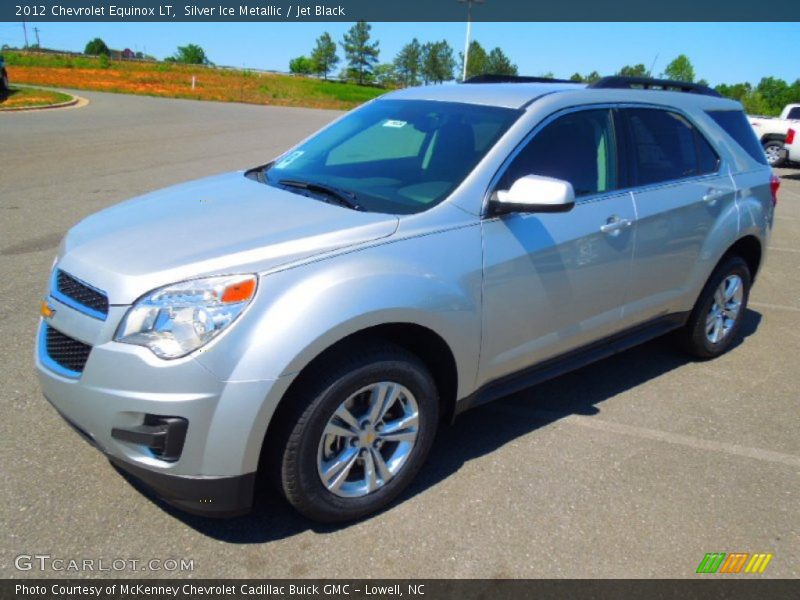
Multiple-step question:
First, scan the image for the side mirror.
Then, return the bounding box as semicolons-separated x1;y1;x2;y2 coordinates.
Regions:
489;174;575;215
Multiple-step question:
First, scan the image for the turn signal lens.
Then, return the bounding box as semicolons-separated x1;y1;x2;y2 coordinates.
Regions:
222;277;256;303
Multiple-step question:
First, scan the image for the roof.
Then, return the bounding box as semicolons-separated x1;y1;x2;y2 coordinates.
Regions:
381;81;741;112
383;82;586;110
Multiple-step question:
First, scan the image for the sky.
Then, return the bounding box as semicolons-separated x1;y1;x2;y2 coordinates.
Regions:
0;22;797;86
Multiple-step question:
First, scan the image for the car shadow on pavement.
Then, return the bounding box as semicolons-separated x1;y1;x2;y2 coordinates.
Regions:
131;309;762;543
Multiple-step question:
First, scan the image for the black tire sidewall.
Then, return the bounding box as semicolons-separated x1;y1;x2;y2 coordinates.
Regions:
688;256;751;358
282;351;439;522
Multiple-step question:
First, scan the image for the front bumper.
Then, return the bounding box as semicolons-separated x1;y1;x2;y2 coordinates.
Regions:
47;400;255;517
35;312;290;517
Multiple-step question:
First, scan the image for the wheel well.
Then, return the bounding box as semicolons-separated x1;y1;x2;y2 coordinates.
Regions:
761;134;786;144
722;236;762;281
304;324;458;423
259;323;459;480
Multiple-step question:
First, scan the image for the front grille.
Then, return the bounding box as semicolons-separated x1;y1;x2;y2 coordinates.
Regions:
56;270;109;317
45;325;92;374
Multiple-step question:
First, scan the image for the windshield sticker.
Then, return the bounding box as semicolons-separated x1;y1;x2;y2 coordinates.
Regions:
275;150;304;168
383;120;407;128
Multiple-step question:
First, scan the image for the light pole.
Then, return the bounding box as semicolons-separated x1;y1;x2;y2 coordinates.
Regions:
459;0;484;82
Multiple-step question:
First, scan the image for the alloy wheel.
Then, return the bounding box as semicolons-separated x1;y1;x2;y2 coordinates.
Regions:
705;274;744;344
316;381;419;498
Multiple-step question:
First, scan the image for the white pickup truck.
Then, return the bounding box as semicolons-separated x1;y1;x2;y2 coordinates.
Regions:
749;104;800;166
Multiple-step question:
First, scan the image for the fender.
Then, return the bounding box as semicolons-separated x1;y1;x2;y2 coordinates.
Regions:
195;225;484;395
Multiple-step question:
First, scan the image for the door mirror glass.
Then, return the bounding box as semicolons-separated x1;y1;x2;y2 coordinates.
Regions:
490;174;575;215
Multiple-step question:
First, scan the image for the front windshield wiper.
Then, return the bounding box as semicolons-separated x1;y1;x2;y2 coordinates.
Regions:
278;179;365;211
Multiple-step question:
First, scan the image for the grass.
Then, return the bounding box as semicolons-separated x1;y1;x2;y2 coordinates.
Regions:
4;52;388;110
0;85;73;109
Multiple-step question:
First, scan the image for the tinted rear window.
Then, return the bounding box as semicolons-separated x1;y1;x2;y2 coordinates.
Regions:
624;108;720;186
706;110;768;165
787;106;800;120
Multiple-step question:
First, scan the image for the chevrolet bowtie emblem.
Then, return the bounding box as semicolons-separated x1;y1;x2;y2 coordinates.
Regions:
40;299;56;319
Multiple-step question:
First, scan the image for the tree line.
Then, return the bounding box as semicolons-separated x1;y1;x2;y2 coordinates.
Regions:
289;22;517;86
570;54;799;116
81;31;797;117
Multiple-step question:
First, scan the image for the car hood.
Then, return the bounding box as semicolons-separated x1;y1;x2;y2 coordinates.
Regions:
56;172;399;304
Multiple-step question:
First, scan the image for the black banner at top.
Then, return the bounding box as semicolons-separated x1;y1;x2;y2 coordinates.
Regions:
4;0;800;22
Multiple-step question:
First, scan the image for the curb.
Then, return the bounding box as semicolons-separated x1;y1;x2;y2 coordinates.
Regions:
0;92;86;112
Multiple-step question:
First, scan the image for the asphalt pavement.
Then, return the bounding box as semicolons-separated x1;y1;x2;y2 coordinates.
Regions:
1;90;797;578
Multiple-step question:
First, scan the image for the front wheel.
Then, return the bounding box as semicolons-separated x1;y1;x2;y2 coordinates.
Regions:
271;344;439;522
763;139;786;167
680;256;751;359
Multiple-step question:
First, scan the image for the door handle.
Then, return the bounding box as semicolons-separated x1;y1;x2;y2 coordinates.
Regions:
702;188;725;204
600;216;632;235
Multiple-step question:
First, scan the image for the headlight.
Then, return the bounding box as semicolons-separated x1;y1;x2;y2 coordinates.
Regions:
115;274;257;359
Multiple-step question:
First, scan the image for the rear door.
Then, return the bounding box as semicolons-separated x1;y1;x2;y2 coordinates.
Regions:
479;107;637;385
620;107;735;322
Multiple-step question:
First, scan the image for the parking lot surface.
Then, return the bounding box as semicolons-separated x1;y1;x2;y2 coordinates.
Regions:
1;91;798;578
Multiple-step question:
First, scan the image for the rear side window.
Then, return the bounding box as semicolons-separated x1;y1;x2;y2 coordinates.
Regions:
706;110;768;165
787;106;800;120
500;109;618;197
623;108;720;186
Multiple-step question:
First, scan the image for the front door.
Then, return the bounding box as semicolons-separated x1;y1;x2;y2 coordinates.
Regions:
479;108;636;386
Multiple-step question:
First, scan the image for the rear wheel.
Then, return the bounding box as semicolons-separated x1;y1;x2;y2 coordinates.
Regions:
680;256;751;359
270;343;439;522
763;139;786;167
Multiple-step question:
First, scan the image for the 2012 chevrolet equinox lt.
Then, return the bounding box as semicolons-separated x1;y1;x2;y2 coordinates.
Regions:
36;77;777;522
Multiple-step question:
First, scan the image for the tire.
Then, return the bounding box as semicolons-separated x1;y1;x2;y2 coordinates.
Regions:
763;139;786;167
269;343;439;523
679;256;751;359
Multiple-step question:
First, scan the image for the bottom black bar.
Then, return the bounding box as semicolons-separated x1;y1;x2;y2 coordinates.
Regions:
2;579;797;600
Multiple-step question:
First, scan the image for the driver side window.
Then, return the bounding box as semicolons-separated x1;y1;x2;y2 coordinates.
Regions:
501;109;618;197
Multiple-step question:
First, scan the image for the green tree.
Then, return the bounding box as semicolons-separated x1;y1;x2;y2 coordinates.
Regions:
373;63;398;87
421;40;456;85
584;71;601;84
663;54;695;82
84;38;110;56
715;82;752;102
341;21;380;85
310;32;339;80
171;44;210;65
394;38;423;87
741;91;770;115
569;72;584;82
756;76;792;115
460;40;488;80
289;56;314;75
617;63;648;77
485;47;517;76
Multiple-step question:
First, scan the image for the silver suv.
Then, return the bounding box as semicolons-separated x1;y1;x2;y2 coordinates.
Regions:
36;77;778;522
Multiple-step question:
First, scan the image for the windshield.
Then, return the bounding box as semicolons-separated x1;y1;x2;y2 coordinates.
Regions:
263;99;520;215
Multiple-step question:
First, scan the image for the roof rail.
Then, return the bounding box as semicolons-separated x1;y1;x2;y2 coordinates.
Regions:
463;74;578;85
589;76;721;97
